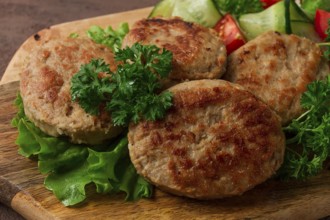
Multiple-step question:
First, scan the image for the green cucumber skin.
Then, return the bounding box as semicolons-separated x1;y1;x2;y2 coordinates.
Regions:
291;0;313;23
289;0;321;42
284;0;292;34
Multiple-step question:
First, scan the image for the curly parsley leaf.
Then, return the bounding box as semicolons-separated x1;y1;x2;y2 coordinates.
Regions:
71;59;114;115
115;43;173;78
87;22;129;52
213;0;264;17
280;75;330;179
71;43;173;127
108;43;173;126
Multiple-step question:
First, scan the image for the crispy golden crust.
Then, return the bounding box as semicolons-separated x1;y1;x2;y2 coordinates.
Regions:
128;80;285;199
224;31;322;125
20;38;122;144
123;18;227;87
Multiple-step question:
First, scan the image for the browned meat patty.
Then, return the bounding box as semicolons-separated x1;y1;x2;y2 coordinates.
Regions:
20;38;122;144
223;31;323;125
317;58;330;80
128;79;285;199
122;17;227;87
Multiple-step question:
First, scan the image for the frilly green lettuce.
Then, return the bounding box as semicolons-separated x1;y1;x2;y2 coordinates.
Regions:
12;94;152;206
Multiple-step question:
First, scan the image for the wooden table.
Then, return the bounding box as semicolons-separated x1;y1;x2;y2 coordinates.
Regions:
0;1;157;219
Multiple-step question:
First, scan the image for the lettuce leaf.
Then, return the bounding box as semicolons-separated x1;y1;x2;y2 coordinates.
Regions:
45;162;92;206
87;22;129;52
301;0;330;19
12;94;152;206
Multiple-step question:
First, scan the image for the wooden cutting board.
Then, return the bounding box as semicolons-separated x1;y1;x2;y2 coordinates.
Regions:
1;7;330;220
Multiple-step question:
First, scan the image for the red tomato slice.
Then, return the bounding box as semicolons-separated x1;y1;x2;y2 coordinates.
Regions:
214;14;246;54
315;9;330;40
260;0;281;9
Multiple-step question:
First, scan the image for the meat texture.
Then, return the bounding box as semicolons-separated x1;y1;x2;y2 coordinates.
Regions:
224;31;323;125
128;79;285;199
20;38;122;144
123;17;227;87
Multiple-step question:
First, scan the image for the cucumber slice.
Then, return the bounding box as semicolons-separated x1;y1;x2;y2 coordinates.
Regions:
239;1;287;40
239;0;320;41
289;0;321;41
148;0;175;18
172;0;221;27
291;20;321;42
148;0;221;28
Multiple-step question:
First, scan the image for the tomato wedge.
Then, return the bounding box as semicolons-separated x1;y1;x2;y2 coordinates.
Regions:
260;0;281;9
315;9;330;40
214;14;246;54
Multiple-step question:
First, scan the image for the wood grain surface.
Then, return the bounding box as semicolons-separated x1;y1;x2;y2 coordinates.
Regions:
1;81;330;219
1;5;330;220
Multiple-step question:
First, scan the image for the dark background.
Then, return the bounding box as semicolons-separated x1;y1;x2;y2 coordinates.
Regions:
0;0;157;219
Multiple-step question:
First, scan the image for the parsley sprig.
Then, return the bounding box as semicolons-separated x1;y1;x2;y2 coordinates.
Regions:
280;75;330;179
71;59;114;115
71;43;173;127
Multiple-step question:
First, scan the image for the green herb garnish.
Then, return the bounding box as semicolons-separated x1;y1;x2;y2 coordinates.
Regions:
87;22;129;52
279;75;330;179
71;59;114;115
213;0;264;17
71;43;173;127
